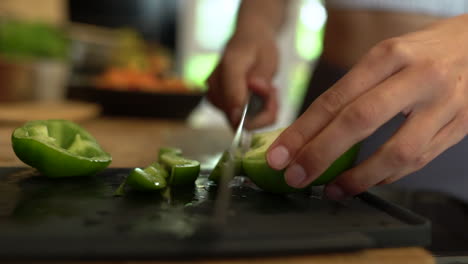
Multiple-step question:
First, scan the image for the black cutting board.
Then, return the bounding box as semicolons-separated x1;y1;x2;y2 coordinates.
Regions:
0;167;430;260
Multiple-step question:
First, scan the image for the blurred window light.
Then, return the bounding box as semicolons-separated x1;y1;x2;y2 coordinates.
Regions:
296;0;327;60
196;0;241;50
184;53;219;89
301;0;327;31
288;62;311;107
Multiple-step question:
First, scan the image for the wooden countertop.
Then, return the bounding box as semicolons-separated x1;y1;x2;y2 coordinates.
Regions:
0;117;435;264
0;117;232;168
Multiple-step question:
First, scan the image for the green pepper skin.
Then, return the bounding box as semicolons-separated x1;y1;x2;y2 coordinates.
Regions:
115;148;200;195
158;147;182;160
159;152;200;186
126;163;168;191
11;120;112;178
242;128;360;193
208;150;243;183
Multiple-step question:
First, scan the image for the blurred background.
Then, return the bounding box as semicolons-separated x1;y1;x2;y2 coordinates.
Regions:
0;0;326;129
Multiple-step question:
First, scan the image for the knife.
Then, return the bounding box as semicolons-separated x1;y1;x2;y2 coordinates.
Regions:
213;93;264;225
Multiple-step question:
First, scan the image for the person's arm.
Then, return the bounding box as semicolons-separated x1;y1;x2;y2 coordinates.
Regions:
267;14;468;199
235;0;287;35
206;0;288;128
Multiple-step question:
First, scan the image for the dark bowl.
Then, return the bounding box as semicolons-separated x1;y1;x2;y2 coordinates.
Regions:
67;86;204;119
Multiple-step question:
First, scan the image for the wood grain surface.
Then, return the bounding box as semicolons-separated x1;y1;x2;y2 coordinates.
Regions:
8;248;434;264
0;101;101;124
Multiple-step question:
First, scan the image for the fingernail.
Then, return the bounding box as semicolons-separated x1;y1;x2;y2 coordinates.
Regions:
285;164;307;188
325;184;346;200
267;145;289;169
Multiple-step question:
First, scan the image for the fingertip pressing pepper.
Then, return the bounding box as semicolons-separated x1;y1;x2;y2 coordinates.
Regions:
11;119;112;178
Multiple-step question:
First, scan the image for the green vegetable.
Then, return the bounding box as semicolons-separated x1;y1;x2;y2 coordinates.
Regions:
157;147;182;160
242;128;360;193
208;150;244;182
126;162;168;190
0;20;69;61
11;120;112;178
159;149;200;186
115;147;200;196
114;162;168;196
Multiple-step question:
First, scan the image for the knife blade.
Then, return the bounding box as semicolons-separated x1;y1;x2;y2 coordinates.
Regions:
213;93;263;225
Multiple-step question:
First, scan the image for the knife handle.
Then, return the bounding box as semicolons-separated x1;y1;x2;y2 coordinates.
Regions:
247;93;265;118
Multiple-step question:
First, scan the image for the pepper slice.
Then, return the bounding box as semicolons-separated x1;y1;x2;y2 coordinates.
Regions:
159;149;200;186
158;147;182;159
11;119;112;178
115;148;200;195
127;162;168;190
115;162;168;195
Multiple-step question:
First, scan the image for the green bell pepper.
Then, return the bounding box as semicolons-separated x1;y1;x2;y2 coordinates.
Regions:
114;162;168;195
159;149;200;186
11;119;112;178
115;147;200;195
158;147;182;159
208;150;243;182
244;128;360;193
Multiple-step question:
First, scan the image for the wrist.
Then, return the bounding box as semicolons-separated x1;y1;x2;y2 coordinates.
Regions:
232;16;277;45
234;0;286;37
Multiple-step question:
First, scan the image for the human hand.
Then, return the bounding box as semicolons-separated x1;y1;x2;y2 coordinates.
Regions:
266;14;468;199
206;21;279;129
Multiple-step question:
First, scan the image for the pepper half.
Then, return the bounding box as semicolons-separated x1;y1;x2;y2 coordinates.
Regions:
11;119;112;178
242;128;360;193
208;150;243;183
